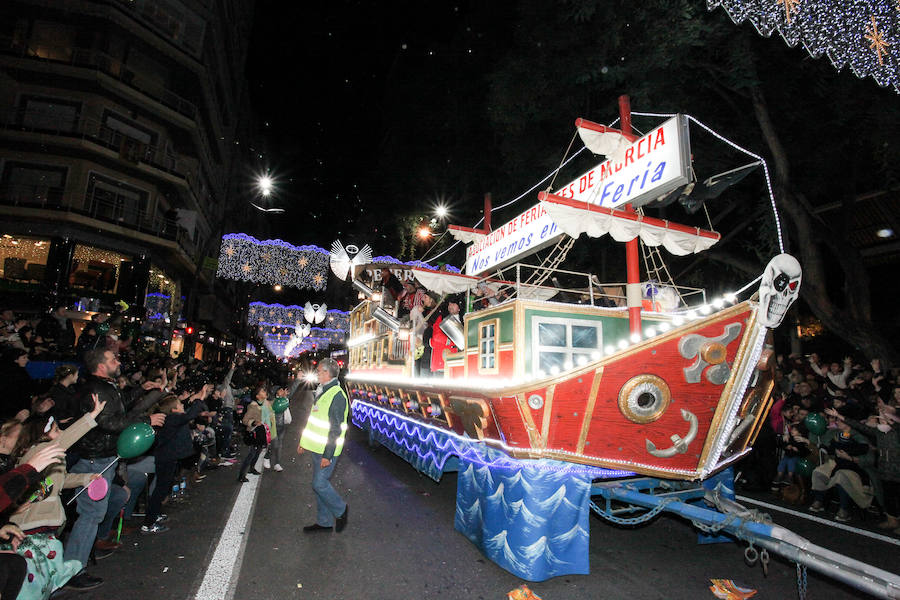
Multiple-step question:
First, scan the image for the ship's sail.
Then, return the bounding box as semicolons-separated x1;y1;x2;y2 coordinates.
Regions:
538;192;720;256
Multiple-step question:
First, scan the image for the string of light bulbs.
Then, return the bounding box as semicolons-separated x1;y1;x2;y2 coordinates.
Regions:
216;234;330;290
708;0;899;93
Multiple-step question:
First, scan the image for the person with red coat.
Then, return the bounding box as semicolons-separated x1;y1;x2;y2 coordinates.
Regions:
429;296;463;374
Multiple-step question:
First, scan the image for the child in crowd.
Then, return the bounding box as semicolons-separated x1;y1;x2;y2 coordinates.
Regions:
772;422;809;491
142;391;207;534
263;387;286;472
237;384;271;483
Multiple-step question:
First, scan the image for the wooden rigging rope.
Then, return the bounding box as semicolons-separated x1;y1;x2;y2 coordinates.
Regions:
520;235;575;289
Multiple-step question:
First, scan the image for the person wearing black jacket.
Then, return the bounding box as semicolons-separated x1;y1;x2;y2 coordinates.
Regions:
48;364;80;429
0;348;34;422
62;348;165;591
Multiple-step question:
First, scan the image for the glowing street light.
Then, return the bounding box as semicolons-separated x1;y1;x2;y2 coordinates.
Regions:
258;175;273;197
435;204;448;219
417;227;432;239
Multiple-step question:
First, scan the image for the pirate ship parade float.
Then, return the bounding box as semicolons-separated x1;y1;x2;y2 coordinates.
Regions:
343;100;792;482
336;99;900;595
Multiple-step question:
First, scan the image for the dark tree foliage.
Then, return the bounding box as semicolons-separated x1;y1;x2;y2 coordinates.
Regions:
470;0;900;366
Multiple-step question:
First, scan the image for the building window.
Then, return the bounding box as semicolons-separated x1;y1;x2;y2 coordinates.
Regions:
69;244;129;295
531;316;602;375
478;319;498;373
18;96;81;133
85;172;149;227
0;162;67;206
100;110;158;163
30;20;76;61
0;235;50;283
126;0;207;58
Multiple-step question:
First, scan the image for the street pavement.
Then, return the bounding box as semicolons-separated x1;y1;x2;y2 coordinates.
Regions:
57;391;900;600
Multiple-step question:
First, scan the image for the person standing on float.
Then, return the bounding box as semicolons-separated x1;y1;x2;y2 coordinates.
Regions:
297;358;349;533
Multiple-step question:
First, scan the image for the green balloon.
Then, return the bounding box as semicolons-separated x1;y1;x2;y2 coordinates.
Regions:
804;412;827;436
797;457;814;477
117;422;156;459
272;396;290;414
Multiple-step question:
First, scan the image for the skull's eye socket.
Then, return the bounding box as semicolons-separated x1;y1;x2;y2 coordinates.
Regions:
789;280;798;291
774;273;790;292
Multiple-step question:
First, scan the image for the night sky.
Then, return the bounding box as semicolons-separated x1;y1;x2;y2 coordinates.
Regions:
246;1;512;259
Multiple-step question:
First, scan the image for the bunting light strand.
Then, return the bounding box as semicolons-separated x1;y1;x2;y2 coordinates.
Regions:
216;234;330;290
708;0;900;93
370;255;461;273
247;303;349;330
256;323;347;345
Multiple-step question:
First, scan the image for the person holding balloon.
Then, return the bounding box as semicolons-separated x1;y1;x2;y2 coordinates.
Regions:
0;443;68;600
7;393;106;597
65;348;165;590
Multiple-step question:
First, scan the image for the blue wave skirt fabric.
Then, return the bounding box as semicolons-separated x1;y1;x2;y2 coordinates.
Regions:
454;446;593;581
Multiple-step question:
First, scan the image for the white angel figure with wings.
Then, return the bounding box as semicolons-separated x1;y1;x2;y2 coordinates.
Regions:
330;240;372;281
284;322;311;357
304;302;327;324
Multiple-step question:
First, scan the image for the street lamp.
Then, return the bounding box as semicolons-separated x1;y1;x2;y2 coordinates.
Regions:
258;175;273;197
250;173;285;213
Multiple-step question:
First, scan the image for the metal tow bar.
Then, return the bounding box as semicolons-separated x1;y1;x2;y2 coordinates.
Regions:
590;477;900;599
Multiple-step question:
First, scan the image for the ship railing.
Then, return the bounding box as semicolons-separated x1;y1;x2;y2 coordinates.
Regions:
469;261;706;311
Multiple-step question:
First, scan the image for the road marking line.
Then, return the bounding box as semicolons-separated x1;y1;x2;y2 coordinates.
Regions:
194;473;262;600
736;494;900;547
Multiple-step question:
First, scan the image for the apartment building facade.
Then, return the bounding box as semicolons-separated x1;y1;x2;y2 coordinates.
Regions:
0;0;265;354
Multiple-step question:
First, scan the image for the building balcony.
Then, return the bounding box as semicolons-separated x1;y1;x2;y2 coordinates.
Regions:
0;108;199;185
0;35;198;121
0;184;197;262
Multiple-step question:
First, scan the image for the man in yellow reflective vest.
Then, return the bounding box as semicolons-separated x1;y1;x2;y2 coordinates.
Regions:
297;357;349;533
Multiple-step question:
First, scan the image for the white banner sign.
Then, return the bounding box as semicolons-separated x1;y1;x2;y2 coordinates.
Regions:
463;115;691;275
465;203;562;275
556;114;691;209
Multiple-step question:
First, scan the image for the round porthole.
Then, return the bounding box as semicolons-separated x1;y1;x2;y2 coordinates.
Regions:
527;394;544;410
618;374;671;423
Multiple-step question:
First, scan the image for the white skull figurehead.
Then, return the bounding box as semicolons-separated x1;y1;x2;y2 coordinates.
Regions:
757;253;802;328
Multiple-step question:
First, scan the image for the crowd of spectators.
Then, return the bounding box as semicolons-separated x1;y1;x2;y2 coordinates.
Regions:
0;305;298;597
741;352;900;533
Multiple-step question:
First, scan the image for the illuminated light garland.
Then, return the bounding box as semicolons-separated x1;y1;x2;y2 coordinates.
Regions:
148;265;178;297
216;234;329;290
247;302;349;329
0;235;50;263
351;400;633;481
708;0;900;92
369;255;461;273
73;244;128;266
256;323;347;344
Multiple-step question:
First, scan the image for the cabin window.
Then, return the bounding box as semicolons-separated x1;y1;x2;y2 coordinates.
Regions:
478;319;498;373
532;316;602;375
